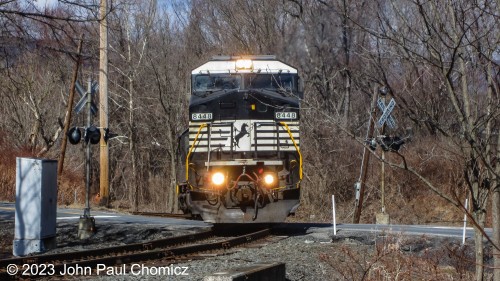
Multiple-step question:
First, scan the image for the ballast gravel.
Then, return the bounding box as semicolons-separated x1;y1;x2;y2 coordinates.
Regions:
0;217;489;280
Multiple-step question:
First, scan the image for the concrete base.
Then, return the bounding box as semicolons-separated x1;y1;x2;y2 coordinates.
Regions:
204;262;285;281
78;216;96;239
13;236;56;256
376;213;390;225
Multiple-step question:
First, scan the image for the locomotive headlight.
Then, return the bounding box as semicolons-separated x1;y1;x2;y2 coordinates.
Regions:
235;59;253;70
212;172;225;185
263;174;275;186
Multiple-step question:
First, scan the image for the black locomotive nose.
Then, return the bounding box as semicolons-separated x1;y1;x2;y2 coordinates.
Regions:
181;55;302;223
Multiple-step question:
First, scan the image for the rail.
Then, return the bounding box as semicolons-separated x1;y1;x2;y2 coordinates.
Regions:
0;229;214;270
0;228;271;279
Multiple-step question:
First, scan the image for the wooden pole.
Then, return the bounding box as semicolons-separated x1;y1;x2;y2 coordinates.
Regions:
99;0;109;206
353;86;379;223
58;35;84;177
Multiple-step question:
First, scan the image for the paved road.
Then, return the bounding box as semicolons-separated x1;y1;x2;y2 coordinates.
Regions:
1;202;492;239
336;223;491;238
275;222;491;241
0;202;209;227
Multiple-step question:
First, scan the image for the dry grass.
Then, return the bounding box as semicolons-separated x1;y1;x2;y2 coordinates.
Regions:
0;140;33;202
0;137;83;205
322;233;477;280
296;133;466;226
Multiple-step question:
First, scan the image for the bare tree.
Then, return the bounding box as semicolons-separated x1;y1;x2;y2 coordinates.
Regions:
354;1;500;279
106;0;157;210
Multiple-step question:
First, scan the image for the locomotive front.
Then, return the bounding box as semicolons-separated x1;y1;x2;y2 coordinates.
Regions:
177;55;303;223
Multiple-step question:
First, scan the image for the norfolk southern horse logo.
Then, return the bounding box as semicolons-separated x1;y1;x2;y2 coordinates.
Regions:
233;123;249;148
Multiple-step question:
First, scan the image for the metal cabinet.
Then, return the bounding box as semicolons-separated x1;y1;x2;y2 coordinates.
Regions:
13;158;58;256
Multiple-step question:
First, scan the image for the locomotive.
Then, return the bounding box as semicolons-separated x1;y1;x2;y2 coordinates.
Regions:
177;55;302;223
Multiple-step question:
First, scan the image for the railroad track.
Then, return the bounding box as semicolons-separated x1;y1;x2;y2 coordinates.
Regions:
0;227;271;279
129;211;194;219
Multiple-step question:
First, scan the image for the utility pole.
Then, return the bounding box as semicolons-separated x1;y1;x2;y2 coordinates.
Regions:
99;0;109;206
353;86;379;223
58;35;84;177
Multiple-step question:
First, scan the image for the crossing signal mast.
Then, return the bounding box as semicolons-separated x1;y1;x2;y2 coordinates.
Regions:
67;79;99;238
67;78;115;239
377;86;392;224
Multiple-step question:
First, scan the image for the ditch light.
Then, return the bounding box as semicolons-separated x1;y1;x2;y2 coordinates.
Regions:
211;172;225;186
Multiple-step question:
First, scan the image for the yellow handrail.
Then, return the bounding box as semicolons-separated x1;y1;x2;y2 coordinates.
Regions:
279;121;302;180
186;123;208;182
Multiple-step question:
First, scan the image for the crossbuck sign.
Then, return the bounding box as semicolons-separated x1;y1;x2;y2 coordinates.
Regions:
74;81;98;116
377;98;396;129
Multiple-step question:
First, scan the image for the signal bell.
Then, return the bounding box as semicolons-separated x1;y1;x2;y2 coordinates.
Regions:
67;127;81;145
85;126;101;144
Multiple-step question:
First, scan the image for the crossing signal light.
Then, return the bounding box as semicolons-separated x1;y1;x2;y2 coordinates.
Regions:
67;127;82;145
378;136;405;152
67;126;109;145
85;126;101;144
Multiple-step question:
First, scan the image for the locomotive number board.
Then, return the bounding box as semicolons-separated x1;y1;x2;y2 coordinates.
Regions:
275;112;297;120
191;113;213;120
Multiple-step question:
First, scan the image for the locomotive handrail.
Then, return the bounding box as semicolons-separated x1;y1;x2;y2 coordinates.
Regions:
207;123;212;170
279;121;303;180
186;123;208;181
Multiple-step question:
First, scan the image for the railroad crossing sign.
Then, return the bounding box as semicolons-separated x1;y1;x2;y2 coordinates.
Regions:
377;98;396;129
74;81;98;115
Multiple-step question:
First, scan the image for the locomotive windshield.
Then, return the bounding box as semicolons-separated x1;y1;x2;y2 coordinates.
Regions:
245;73;296;92
193;74;241;91
192;73;298;93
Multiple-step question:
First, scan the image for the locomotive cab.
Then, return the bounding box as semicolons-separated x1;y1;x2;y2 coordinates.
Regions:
177;55;302;223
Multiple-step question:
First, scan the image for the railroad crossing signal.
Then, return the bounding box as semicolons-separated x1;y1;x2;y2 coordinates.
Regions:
74;81;98;115
67;127;82;144
68;80;116;146
67;126;115;145
377;98;396;129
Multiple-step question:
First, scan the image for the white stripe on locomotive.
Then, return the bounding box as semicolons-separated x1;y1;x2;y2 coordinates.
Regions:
189;120;299;152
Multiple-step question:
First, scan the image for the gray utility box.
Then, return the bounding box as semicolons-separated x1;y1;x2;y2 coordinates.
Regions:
13;158;58;256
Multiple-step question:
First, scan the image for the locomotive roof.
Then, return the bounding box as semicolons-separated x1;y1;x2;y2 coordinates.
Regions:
191;55;298;74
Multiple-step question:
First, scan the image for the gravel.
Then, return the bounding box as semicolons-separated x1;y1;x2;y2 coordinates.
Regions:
0;219;204;258
0;217;492;280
